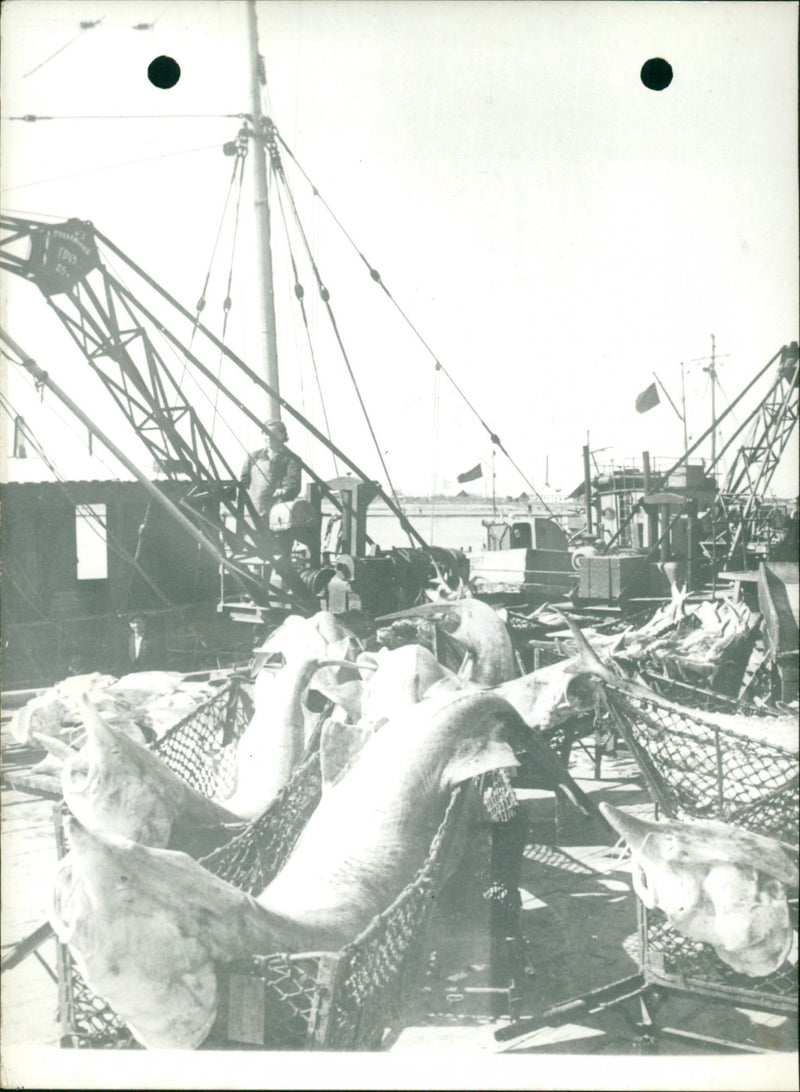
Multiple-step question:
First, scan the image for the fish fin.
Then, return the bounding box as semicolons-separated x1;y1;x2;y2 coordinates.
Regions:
31;731;77;762
443;734;519;787
457;650;475;681
320;719;374;788
552;611;617;682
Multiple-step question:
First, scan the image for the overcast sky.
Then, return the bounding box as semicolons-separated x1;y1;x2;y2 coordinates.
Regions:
1;0;797;498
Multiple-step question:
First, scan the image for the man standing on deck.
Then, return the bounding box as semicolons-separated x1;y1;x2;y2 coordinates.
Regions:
240;420;316;610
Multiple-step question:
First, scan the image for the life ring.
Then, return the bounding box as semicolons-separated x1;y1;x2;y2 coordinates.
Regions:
571;545;599;571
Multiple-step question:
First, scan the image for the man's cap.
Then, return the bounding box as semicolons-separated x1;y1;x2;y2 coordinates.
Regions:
262;419;288;441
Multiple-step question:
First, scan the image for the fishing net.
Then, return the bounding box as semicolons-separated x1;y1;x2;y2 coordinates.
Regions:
211;953;325;1050
56;760;509;1050
639;902;798;1015
321;788;468;1050
605;681;798;1016
638;671;774;716
58;956;138;1049
152;677;252;801
604;685;798;843
200;745;323;892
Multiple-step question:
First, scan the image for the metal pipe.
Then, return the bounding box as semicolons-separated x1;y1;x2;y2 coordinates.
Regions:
642;451;658;550
582;444;592;535
246;0;281;419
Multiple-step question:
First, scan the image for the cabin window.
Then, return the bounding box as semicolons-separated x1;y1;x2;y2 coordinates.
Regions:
75;503;108;580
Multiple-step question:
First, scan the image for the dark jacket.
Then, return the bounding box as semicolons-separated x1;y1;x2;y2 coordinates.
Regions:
240;445;302;517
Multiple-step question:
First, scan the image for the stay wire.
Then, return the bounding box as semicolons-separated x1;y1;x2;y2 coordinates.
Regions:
4;113;244;121
22;17;104;80
272;174;339;477
275;129;556;518
211;151;248;430
2;143;221;195
179;145;244;391
270;149;411;538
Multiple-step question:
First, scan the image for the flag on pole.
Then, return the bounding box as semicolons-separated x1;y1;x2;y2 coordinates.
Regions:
457;462;483;483
635;382;660;414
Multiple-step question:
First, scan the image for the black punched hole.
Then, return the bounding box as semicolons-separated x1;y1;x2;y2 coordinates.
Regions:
641;57;673;91
148;55;181;89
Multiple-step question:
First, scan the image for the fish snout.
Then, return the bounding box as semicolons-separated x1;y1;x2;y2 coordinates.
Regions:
600;803;656;854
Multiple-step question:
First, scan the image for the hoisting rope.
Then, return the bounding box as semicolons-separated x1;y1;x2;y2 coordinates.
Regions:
272;172;340;477
274;129;558;520
263;122;414;544
210;147;248;432
179;129;248;393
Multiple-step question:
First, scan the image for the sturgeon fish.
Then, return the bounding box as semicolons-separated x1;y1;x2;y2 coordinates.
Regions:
317;643;464;786
493;610;617;731
600;803;798;977
51;819;284;1050
52;685;526;1048
256;688;523;948
221;653;356;819
318;642;462;724
249;611;361;744
377;597;518;686
62;696;238;850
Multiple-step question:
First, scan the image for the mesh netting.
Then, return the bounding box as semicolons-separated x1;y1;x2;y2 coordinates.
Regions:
640;903;798;1013
56;768;473;1051
152;679;252;800
324;788;467;1050
639;672;775;716
60;958;138;1049
605;687;798;843
211;954;323;1050
200;745;323;892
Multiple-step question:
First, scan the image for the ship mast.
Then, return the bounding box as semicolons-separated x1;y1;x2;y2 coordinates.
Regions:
246;0;281;420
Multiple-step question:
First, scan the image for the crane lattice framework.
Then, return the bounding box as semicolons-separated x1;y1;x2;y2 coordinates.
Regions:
715;341;798;567
0;214;429;608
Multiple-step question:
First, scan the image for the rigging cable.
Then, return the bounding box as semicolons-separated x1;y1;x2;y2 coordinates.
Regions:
178;143;243;390
4;113;244;121
267;129;412;539
210;147;248;432
272;172;340;477
22;17;104;80
274;129;558;519
95;244;252;472
2;144;221;196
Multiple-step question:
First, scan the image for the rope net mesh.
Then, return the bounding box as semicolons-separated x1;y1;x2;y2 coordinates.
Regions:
605;687;798;843
608;681;798;1011
212;954;323;1050
324;788;467;1050
640;903;798;1013
61;960;138;1049
152;679;252;800
56;690;489;1052
200;746;323;892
